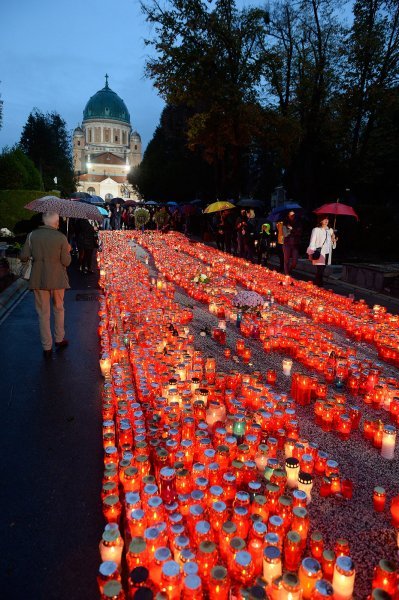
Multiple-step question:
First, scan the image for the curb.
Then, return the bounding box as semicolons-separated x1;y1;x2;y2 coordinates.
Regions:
0;278;29;325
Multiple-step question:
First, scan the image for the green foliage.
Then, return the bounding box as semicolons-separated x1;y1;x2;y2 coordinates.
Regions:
134;207;151;228
19;109;75;196
0;189;59;232
0;147;43;190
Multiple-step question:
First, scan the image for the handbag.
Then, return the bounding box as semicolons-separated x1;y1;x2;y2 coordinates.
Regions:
310;230;328;261
19;233;33;280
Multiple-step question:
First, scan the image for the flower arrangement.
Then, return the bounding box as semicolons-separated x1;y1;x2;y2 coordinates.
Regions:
192;273;210;284
134;208;150;230
232;290;264;312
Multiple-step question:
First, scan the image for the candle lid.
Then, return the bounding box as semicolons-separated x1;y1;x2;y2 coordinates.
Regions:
103;581;123;598
130;566;149;584
253;494;267;505
322;549;335;561
253;521;267;535
371;590;392;600
373;486;386;495
265;532;280;546
236;550;252;567
144;526;160;541
162;560;180;578
222;521;237;535
129;536;146;554
301;557;321;575
314;579;334;596
236;491;250;502
311;531;323;542
183;561;199;576
285;457;299;468
154;547;172;562
148;496;163;508
269;515;283;527
298;471;313;485
286;531;301;544
230;537;246;552
293;506;308;518
210;485;223;497
282;572;300;588
278;495;293;507
130;508;145;521
99;561;118;576
184;574;201;590
383;424;396;434
196;520;211;535
199;540;216;554
144;483;158;495
212;501;227;513
211;565;228;581
335;555;354;574
264;545;281;561
293;490;307;501
378;559;396;573
103;494;119;507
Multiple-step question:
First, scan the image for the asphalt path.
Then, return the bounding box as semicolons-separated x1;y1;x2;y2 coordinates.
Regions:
0;260;103;599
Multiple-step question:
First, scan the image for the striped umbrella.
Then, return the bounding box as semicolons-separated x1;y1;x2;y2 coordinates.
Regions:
25;196;103;221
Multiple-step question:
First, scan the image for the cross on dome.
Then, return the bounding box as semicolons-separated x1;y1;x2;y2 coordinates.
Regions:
105;73;109;89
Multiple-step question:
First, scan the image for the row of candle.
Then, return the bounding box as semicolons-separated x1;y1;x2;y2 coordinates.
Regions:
97;234;399;600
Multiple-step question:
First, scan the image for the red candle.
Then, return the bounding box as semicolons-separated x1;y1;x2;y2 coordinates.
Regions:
390;494;399;527
373;486;386;512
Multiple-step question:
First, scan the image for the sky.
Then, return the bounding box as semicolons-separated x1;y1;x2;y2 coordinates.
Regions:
1;0;353;154
0;0;166;152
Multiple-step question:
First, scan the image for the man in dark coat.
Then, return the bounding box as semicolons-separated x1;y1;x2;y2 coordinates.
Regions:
20;211;71;357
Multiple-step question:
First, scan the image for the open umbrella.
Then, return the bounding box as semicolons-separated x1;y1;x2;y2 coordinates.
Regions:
237;198;265;209
204;201;235;214
71;191;91;199
96;206;108;216
25;196;103;221
314;201;359;229
167;201;178;207
267;202;303;222
108;197;125;205
145;200;159;206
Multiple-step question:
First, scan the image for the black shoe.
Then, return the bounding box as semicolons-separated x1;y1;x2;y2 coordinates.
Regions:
43;349;52;358
55;339;69;350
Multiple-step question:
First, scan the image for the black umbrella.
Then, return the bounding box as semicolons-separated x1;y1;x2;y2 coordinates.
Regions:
237;198;265;209
71;192;92;199
109;197;125;205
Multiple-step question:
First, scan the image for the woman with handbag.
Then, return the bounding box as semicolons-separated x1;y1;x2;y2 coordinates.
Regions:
307;215;337;287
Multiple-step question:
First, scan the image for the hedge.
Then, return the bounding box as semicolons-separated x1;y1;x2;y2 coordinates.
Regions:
0;190;60;233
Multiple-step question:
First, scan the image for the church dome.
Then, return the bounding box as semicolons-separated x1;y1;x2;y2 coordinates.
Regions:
83;76;130;125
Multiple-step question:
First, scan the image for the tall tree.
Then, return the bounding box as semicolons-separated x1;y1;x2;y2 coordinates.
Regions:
19;109;75;196
0;147;43;190
141;0;268;197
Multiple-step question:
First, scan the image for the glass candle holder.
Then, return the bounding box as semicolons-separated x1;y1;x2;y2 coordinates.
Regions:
381;425;396;460
263;545;282;585
298;557;322;599
373;486;386;513
372;559;398;596
285;457;300;489
332;556;355;600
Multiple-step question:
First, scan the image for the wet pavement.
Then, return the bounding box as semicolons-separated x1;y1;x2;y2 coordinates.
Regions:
0;260;103;599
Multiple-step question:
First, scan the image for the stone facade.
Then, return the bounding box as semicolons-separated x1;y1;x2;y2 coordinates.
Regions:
73;78;142;199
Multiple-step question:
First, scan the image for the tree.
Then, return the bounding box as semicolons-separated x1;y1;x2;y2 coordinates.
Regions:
129;105;214;202
141;0;268;196
19;109;75;196
0;147;43;190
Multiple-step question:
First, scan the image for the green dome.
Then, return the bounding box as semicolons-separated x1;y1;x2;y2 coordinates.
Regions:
83;77;130;124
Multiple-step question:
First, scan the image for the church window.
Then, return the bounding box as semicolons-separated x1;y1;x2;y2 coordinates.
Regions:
134;145;137;150
77;141;80;146
88;129;92;143
122;131;127;144
94;127;101;143
104;128;110;143
87;187;96;196
115;136;118;142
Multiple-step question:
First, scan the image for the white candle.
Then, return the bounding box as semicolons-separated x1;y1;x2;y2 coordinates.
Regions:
283;358;293;376
205;402;226;426
99;529;124;569
381;425;396;459
285;457;300;489
332;556;355;600
297;471;314;504
263;546;282;585
99;355;111;377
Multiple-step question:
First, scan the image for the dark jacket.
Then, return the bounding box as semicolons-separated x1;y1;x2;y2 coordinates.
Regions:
75;219;97;250
21;225;71;290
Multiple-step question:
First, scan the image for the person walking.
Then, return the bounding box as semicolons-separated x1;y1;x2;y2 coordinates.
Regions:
20;211;71;357
75;219;97;273
307;214;337;287
283;210;302;275
256;223;271;266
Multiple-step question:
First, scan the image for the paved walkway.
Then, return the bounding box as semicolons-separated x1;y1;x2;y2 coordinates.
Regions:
0;263;103;599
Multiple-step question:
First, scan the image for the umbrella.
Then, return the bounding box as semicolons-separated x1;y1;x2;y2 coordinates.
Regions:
314;201;359;230
96;206;108;216
123;200;140;207
190;199;205;205
167;201;178;207
108;197;125;205
25;196;103;221
237;198;265;209
79;194;105;205
71;192;91;199
145;200;159;206
203;201;235;214
267;202;303;222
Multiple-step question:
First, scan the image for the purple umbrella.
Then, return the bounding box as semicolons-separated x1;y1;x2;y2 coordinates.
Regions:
25;196;103;221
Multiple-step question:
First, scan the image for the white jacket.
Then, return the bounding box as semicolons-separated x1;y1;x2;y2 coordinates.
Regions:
307;226;336;265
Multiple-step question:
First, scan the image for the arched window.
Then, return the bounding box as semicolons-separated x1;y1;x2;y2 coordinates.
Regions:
77;141;80;146
87;187;96;196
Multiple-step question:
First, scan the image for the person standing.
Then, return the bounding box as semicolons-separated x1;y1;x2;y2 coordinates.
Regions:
75;219;97;273
282;210;302;275
20;211;71;357
307;215;337;287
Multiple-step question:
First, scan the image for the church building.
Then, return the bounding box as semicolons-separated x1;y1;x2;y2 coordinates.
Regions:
73;75;142;200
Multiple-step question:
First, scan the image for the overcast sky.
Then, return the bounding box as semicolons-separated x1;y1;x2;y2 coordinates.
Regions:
1;0;352;154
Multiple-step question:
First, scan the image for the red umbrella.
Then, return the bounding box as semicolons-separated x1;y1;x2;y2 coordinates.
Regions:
313;202;358;220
